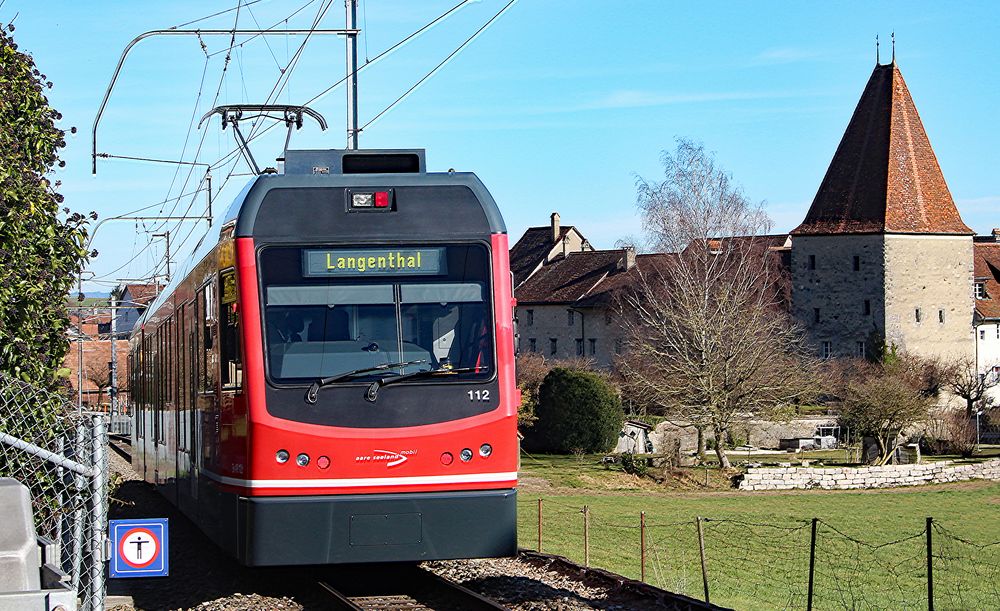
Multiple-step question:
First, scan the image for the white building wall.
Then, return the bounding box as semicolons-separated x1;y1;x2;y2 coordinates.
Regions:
976;320;1000;404
516;304;625;368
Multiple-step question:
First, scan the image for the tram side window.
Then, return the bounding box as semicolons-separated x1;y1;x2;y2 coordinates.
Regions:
219;269;242;390
198;281;218;392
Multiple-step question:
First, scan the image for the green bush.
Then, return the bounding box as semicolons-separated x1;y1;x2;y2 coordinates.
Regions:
620;452;648;477
526;367;623;453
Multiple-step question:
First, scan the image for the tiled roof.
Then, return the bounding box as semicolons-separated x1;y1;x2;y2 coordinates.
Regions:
509;226;576;287
793;63;972;236
576;253;675;307
121;283;161;306
974;242;1000;320
515;250;624;304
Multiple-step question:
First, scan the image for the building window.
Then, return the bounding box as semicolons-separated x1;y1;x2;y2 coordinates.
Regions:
813;308;821;323
938;309;945;324
821;341;832;360
852;256;860;272
808;255;816;270
575;338;584;356
863;299;871;316
856;341;865;358
615;338;623;354
567;309;575;326
589;338;597;355
549;338;557;355
980;329;987;341
528;338;536;352
975;282;986;299
526;309;534;326
915;308;922;323
604;310;612;325
996;323;999;339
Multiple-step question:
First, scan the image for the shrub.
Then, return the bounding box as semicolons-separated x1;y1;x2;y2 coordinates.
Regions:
923;412;977;457
620;452;648;477
526;367;624;454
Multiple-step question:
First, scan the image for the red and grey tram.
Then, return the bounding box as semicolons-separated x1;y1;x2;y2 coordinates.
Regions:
127;148;518;565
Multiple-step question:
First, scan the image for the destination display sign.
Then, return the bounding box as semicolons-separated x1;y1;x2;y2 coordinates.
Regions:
303;247;447;277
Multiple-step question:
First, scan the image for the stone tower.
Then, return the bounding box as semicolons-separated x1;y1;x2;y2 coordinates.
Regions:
791;62;974;361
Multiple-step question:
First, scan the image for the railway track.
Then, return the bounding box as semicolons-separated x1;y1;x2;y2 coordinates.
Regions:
317;565;509;611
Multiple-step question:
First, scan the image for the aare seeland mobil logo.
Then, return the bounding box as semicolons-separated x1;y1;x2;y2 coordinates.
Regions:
355;449;417;468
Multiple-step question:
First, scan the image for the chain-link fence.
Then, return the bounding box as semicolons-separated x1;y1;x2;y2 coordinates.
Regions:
0;372;108;611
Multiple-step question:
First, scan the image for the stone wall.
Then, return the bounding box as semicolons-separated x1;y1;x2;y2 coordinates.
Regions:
883;234;974;361
516;304;624;367
739;458;1000;491
792;234;886;359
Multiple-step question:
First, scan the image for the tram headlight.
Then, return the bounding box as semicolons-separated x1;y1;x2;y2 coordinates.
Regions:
460;448;474;462
275;449;290;464
479;443;493;458
296;453;310;467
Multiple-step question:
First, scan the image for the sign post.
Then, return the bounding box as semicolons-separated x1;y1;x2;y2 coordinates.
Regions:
109;518;169;578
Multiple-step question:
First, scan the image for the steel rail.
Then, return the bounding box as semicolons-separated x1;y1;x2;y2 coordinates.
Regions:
92;28;359;174
318;566;509;611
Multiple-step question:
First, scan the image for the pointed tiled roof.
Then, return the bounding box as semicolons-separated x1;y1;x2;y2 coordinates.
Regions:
793;63;972;236
974;242;1000;320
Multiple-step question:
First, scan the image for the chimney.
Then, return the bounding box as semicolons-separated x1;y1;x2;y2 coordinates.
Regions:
620;246;636;271
550;212;560;244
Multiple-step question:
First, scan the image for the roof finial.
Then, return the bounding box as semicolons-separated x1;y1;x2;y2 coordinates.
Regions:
891;31;895;63
876;34;880;65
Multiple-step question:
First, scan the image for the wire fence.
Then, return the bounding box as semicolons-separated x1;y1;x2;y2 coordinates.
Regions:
529;498;1000;610
0;372;109;611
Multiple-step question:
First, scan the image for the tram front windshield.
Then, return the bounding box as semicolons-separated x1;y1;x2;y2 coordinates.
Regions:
260;244;493;385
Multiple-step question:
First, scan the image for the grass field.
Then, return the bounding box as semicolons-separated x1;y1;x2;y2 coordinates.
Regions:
517;454;1000;610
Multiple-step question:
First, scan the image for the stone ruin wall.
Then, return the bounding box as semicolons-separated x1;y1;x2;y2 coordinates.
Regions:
739;459;1000;491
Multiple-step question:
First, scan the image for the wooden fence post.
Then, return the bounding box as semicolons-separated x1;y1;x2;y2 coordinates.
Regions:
926;517;934;611
537;498;543;552
583;505;590;567
697;517;710;603
640;511;647;582
807;518;818;611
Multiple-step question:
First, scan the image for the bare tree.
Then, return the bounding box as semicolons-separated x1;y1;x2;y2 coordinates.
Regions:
946;356;998;416
839;360;933;464
616;139;822;468
84;359;111;406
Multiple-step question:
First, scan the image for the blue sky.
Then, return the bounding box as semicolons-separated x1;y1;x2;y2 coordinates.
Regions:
4;1;998;292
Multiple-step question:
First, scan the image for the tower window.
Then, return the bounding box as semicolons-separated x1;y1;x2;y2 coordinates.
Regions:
821;341;832;360
915;308;922;323
938;309;945;324
808;255;816;270
852;256;861;271
863;300;871;315
814;308;821;323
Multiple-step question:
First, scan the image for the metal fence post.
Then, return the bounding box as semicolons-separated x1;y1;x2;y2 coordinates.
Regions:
807;517;818;611
582;505;590;567
697;516;710;603
72;423;86;594
926;517;934;611
88;415;108;611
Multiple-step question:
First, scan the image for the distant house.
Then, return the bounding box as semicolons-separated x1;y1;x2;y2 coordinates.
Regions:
510;212;593;288
973;233;1000;403
113;283;161;337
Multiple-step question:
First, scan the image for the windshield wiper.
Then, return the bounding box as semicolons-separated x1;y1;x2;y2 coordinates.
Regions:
304;359;427;404
365;366;489;403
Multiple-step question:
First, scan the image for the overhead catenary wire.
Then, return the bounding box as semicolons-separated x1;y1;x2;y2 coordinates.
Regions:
360;0;519;133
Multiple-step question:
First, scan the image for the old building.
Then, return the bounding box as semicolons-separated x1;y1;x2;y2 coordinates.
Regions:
974;232;1000;401
791;61;974;362
113;283;161;337
511;216;672;367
